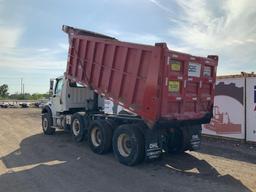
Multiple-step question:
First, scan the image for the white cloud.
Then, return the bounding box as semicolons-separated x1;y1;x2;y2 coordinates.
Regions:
103;28;163;45
166;43;190;53
36;48;51;52
58;43;69;50
0;25;66;71
125;33;162;45
149;0;173;13
150;0;256;74
171;0;256;49
0;45;66;73
0;0;67;72
0;36;66;93
0;26;23;49
104;29;121;36
0;55;65;71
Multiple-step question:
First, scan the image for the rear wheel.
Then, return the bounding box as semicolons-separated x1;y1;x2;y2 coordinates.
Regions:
112;124;144;166
71;113;86;142
105;119;118;130
42;113;55;135
168;128;187;154
88;120;113;154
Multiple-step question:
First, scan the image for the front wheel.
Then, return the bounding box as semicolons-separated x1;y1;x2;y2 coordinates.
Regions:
42;113;55;135
112;124;144;166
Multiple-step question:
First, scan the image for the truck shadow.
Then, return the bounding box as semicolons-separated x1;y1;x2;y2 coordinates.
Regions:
1;132;74;169
145;153;252;191
159;153;220;177
0;132;252;192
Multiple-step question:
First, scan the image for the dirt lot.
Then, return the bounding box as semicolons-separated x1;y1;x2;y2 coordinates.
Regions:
0;108;255;192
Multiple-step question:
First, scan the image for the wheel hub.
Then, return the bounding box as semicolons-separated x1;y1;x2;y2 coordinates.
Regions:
91;127;102;147
117;133;132;157
43;118;48;131
72;119;81;136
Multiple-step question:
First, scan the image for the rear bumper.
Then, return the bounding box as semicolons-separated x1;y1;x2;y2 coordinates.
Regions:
156;111;213;128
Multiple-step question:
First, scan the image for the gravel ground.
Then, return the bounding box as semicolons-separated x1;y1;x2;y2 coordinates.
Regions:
0;108;255;192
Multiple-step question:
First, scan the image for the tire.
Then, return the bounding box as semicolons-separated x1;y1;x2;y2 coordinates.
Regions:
112;124;145;166
88;120;113;154
168;128;187;154
71;113;86;142
105;119;118;129
42;113;55;135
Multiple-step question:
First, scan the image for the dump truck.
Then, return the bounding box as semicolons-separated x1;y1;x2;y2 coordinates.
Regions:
41;25;218;165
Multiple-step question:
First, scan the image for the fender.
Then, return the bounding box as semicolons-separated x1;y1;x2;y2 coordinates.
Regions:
42;105;52;116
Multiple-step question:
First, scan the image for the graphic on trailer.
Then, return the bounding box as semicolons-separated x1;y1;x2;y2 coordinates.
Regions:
204;106;242;134
204;82;243;134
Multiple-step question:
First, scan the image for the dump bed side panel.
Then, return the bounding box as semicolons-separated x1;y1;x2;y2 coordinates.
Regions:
66;35;163;122
160;50;218;121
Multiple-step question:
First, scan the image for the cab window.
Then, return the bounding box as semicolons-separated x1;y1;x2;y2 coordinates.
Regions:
69;81;84;88
55;78;63;95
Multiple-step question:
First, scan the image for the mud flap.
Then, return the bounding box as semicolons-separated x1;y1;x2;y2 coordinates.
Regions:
144;129;163;160
180;124;202;151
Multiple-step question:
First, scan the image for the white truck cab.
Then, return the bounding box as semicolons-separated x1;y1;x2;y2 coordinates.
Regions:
42;75;104;134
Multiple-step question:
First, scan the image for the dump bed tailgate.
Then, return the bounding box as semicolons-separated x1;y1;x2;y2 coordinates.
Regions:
160;50;218;121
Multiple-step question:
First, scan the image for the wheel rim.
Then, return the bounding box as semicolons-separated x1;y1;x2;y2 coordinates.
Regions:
91;126;102;147
117;133;132;157
72;119;81;136
43;117;48;131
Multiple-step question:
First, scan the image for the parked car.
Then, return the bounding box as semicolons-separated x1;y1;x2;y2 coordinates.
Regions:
0;103;9;108
20;103;29;108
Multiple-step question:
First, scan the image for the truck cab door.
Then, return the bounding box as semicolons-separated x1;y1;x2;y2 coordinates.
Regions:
52;78;64;112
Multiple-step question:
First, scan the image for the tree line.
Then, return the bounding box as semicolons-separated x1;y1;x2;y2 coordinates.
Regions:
0;84;49;100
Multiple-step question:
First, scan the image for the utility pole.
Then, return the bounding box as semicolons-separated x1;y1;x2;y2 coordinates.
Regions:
21;78;23;94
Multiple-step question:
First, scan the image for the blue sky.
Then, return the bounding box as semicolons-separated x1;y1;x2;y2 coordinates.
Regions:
0;0;255;94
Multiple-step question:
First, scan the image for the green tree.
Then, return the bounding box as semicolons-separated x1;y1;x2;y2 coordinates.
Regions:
8;92;49;100
0;84;9;98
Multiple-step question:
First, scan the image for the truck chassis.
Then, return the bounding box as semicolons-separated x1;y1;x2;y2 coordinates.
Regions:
42;106;204;166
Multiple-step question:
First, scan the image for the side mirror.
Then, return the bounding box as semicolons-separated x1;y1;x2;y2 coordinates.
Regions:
49;79;54;96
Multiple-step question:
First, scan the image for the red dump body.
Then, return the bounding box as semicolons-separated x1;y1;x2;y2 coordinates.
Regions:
64;26;218;124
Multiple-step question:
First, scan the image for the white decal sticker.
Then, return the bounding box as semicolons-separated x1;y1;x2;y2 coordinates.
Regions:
188;63;201;77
